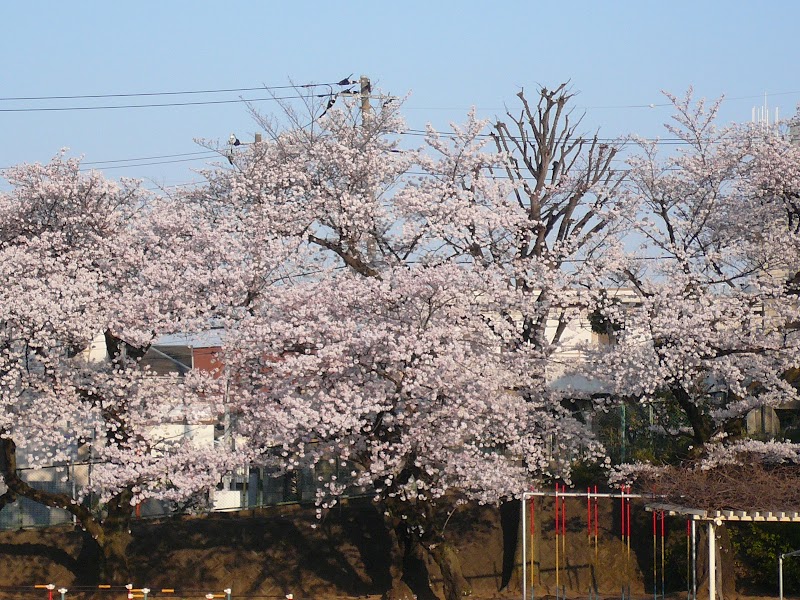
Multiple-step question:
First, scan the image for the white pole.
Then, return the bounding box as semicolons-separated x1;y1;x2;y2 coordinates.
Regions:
692;519;697;600
779;554;784;600
522;495;528;600
708;521;716;600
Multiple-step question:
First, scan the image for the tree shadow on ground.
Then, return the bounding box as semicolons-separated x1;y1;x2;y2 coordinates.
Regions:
127;502;395;597
0;527;100;587
0;501;507;599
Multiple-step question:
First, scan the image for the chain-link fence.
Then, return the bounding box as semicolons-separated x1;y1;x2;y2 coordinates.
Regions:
0;494;75;529
0;465;76;529
0;459;368;530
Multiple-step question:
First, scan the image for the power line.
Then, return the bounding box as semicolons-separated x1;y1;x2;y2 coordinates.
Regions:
82;150;217;166
399;128;688;145
1;150;221;171
79;156;219;171
0;145;676;179
144;180;205;192
0;132;709;173
404;89;800;112
580;90;800;109
0;152;227;172
3;83;792;177
4;83;798;116
0;92;338;113
403;103;666;111
0;80;354;102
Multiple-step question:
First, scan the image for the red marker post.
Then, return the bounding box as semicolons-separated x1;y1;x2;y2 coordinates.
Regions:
561;488;566;566
661;512;666;600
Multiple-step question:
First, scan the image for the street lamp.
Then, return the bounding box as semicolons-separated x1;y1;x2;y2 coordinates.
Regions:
779;549;800;600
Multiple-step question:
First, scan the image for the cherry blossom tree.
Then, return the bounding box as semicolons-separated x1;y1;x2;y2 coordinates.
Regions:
591;91;800;465
0;154;242;581
567;93;800;599
195;86;622;600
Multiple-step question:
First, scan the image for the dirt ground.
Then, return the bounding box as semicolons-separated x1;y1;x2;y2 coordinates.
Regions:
0;498;794;600
1;500;504;600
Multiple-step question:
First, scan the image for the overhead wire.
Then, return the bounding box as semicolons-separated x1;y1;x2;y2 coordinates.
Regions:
402;89;800;112
0;150;222;172
79;156;220;171
580;89;800;109
82;150;217;165
399;128;689;145
1;82;797;114
0;92;337;112
2;82;794;180
51;130;721;175
0;78;358;112
0;81;347;102
144;180;205;192
0;125;715;178
0;129;724;173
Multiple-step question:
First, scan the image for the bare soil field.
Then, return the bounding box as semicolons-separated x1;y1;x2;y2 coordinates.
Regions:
0;498;792;600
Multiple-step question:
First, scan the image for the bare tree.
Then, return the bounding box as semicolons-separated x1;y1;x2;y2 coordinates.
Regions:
490;83;623;352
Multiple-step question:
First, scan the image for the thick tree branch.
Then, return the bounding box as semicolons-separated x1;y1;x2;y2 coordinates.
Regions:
0;437;106;541
308;234;380;278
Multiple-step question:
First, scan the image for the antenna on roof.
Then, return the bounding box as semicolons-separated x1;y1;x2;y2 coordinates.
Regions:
752;92;770;127
752;92;782;132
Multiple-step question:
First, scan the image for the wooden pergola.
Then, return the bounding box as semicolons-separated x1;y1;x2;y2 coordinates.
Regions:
646;503;800;600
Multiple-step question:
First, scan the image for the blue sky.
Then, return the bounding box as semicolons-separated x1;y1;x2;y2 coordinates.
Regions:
2;1;798;190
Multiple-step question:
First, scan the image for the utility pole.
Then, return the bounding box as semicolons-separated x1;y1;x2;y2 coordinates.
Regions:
359;75;371;121
357;75;378;267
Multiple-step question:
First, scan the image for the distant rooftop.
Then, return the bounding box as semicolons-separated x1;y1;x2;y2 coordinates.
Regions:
154;328;225;348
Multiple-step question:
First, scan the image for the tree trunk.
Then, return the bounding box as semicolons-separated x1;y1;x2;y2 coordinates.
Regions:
499;499;520;591
378;498;472;600
696;523;737;600
96;527;133;584
673;386;713;447
0;436;133;583
429;542;472;600
382;522;417;600
101;487;134;579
